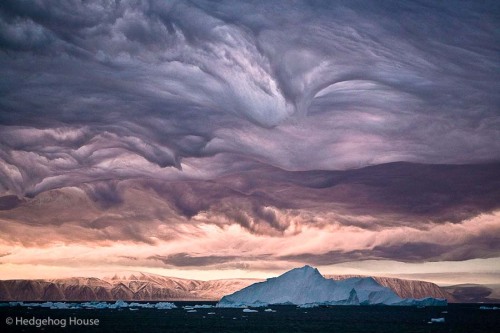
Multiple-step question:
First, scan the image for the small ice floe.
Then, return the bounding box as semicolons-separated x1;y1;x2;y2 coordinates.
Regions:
479;306;499;310
5;302;23;307
33;302;77;309
207;312;216;315
298;303;319;309
264;308;276;312
81;301;108;309
429;318;445;323
192;304;214;309
242;308;258;313
111;300;129;308
129;308;139;311
186;310;197;313
154;302;176;310
129;302;151;308
183;304;214;310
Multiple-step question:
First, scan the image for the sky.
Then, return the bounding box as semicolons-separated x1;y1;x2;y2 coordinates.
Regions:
0;0;499;285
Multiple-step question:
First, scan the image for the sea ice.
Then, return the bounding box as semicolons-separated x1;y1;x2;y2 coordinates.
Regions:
0;300;176;310
430;318;445;323
191;304;214;309
154;302;176;309
242;309;258;313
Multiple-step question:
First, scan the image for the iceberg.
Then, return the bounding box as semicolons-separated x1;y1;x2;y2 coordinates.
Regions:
154;302;177;309
430;317;445;323
189;304;214;309
242;308;258;313
217;266;447;307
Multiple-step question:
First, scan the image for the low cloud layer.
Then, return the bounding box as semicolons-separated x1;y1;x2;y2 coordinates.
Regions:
0;163;499;269
0;0;499;276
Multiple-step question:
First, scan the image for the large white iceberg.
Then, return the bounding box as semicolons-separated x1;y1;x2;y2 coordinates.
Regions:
217;266;446;307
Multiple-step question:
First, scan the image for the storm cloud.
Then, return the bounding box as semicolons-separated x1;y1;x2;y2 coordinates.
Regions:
0;0;499;274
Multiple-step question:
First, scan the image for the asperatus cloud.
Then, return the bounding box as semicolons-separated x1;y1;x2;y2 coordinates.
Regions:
0;0;498;286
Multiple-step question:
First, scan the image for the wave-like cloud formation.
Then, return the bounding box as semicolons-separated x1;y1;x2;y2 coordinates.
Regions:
0;1;499;272
1;0;499;195
0;162;499;269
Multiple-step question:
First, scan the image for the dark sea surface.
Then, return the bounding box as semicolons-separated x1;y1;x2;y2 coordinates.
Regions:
1;302;499;333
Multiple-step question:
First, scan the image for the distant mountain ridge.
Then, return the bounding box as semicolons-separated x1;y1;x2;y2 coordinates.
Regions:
0;272;259;302
0;271;456;302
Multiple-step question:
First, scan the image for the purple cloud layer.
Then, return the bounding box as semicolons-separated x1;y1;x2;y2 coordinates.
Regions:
0;0;499;270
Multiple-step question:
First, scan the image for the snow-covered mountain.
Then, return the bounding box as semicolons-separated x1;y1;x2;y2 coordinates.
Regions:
217;266;447;307
0;269;454;303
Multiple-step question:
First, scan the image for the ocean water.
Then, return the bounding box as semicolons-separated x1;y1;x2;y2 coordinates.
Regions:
1;302;499;333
